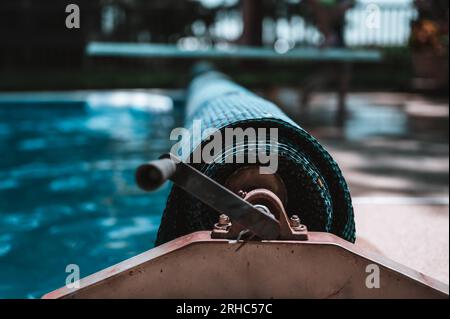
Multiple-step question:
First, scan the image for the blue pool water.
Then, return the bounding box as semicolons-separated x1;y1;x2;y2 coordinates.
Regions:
0;91;183;298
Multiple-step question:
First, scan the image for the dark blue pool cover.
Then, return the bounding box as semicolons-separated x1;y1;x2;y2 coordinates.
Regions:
155;68;355;245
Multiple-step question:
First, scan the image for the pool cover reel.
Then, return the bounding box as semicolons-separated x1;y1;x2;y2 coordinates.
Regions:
155;68;355;245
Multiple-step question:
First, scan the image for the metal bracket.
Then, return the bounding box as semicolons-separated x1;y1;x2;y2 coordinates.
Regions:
211;188;309;241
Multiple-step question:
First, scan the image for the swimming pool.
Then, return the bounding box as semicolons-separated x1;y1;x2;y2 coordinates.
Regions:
0;90;184;298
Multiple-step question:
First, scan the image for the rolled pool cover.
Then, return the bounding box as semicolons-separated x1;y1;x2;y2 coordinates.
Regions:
155;67;355;245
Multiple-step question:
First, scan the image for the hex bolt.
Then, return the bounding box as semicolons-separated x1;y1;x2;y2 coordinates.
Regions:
214;214;231;231
218;214;230;226
290;215;301;227
237;190;247;198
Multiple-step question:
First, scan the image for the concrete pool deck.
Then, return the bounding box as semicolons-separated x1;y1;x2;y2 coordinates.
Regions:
276;91;449;284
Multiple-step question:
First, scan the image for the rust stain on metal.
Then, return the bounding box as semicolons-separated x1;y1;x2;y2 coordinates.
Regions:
324;278;352;299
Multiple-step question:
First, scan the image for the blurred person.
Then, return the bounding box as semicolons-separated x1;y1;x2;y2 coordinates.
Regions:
298;0;355;125
302;0;356;47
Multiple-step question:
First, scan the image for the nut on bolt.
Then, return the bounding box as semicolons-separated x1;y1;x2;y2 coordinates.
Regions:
237;190;247;198
290;215;301;227
214;214;231;230
290;215;307;231
218;214;230;225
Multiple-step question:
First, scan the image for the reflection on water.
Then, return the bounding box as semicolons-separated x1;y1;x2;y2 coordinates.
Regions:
0;91;183;298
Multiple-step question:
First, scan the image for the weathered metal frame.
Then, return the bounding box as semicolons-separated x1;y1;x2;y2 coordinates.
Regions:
43;231;449;299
